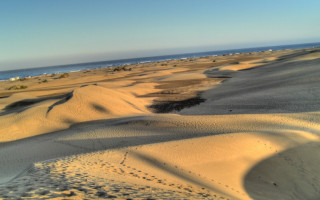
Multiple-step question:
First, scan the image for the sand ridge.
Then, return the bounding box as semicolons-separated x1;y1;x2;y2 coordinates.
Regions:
0;111;320;199
0;84;153;142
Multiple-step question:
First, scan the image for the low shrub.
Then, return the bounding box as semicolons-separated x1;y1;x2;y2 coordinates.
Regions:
19;78;28;81
58;73;70;78
8;85;28;90
113;66;132;72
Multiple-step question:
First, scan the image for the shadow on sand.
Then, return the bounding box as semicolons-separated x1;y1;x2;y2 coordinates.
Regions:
244;141;320;200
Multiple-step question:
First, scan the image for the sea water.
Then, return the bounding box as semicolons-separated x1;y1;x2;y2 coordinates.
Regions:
0;42;319;81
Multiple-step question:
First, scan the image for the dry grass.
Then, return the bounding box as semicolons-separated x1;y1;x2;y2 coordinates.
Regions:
58;73;70;79
7;85;28;90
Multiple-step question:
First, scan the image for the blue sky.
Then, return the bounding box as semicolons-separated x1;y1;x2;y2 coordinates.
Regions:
0;0;319;70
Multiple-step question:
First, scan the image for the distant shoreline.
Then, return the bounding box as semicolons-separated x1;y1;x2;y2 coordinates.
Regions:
1;42;319;81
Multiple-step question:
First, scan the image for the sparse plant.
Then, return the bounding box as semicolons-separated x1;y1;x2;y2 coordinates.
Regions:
19;78;27;81
8;85;28;90
113;66;122;71
112;66;132;72
58;73;70;78
230;61;240;65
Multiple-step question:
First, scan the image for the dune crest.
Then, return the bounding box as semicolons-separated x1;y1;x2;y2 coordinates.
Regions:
0;85;152;142
47;85;150;122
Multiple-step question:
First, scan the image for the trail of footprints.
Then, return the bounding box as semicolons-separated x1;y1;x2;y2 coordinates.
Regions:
0;154;243;199
2;139;316;199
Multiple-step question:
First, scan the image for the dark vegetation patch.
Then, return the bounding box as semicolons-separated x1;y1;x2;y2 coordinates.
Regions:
19;78;28;81
112;66;132;72
229;61;240;65
7;85;28;90
58;73;70;79
149;96;206;113
38;79;48;84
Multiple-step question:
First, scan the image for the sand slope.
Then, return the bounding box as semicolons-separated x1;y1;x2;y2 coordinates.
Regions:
0;84;153;142
0;112;320;199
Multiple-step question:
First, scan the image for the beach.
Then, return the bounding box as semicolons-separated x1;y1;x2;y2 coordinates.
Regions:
1;47;320;199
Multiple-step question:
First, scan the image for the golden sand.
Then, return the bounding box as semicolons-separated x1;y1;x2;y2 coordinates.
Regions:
1;48;320;199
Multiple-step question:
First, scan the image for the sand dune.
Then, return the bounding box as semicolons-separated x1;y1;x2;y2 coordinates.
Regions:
219;58;276;71
1;48;320;199
0;85;153;142
0;112;319;199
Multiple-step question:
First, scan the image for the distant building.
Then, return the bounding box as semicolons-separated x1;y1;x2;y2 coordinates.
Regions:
9;76;20;81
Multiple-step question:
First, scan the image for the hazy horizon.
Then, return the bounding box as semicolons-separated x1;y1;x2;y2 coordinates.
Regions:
1;40;320;72
1;0;320;71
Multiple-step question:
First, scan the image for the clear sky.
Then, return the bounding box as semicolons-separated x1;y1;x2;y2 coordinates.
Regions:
0;0;319;71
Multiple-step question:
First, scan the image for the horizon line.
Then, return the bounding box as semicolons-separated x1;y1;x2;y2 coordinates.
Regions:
1;41;320;72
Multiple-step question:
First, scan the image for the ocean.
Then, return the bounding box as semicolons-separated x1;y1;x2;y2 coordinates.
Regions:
1;42;319;81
